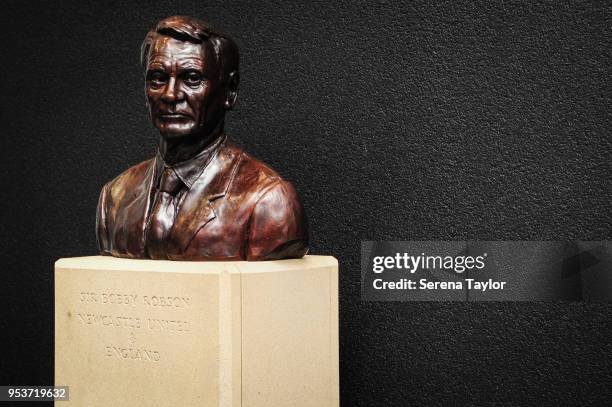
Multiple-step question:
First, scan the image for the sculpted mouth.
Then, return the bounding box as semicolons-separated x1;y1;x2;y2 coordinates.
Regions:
160;113;191;120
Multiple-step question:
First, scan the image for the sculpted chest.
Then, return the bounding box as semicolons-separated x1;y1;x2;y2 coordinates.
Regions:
100;146;297;261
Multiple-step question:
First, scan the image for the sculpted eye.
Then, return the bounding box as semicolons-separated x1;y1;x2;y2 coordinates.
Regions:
184;72;203;87
147;71;167;87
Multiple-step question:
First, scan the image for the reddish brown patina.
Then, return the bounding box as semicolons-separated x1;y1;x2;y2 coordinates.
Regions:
96;16;308;261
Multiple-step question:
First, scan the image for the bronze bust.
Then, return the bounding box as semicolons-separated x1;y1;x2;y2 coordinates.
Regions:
96;16;308;261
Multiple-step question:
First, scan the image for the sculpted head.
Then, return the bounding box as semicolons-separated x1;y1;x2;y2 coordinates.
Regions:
140;16;239;142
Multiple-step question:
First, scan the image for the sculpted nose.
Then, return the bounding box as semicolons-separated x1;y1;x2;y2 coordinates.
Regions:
161;77;184;104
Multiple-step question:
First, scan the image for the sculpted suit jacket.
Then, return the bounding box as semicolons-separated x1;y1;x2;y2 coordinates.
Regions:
96;138;309;261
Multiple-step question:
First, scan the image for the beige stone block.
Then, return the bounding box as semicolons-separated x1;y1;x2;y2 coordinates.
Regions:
55;255;338;407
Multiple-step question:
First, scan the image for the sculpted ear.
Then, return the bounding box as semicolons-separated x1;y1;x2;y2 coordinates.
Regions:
224;71;239;110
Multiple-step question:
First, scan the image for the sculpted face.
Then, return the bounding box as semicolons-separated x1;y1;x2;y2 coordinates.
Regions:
145;36;226;140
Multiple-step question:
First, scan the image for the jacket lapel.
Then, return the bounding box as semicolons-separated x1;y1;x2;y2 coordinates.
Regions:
168;141;242;254
112;159;156;257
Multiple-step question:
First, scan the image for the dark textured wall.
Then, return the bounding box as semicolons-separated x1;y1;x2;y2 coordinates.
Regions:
2;1;611;405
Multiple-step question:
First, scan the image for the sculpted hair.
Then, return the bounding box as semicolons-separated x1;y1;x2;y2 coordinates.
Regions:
140;16;239;80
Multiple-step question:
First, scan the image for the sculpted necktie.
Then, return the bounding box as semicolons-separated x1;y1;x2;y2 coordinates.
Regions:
146;167;183;259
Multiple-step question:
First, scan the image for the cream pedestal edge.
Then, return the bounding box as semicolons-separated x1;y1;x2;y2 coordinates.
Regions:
55;255;339;407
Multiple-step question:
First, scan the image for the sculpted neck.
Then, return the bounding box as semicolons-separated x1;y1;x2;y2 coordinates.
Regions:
158;121;224;165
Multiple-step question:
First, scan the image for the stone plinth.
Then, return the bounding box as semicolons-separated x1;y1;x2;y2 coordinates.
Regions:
55;255;338;407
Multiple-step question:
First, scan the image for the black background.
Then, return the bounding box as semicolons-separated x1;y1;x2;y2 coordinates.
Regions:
2;1;611;405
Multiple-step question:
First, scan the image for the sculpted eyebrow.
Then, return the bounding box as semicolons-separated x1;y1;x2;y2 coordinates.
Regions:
147;61;169;70
179;57;205;64
180;63;204;70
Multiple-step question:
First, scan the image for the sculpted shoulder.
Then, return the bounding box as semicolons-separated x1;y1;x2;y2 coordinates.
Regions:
219;142;308;260
104;158;155;204
225;142;284;196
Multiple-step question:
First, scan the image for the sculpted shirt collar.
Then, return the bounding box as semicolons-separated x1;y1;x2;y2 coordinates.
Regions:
154;134;226;189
